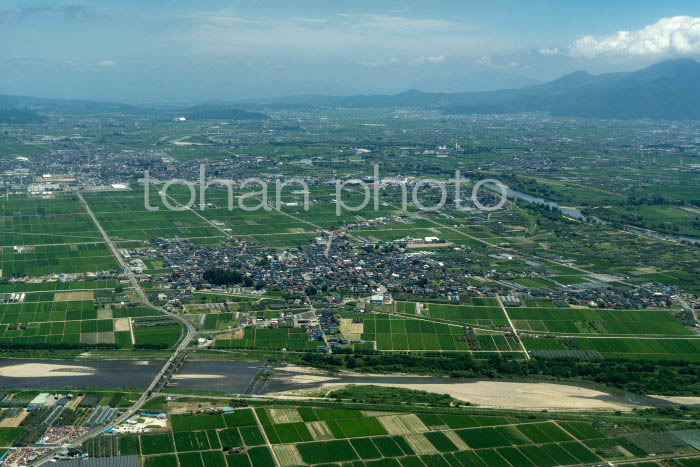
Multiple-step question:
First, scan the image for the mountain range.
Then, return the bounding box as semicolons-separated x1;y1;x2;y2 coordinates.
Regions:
274;58;700;120
2;59;700;121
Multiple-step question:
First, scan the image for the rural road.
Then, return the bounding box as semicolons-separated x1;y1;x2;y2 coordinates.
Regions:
30;193;200;466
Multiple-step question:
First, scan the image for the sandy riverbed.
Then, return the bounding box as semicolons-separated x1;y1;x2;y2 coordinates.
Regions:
265;366;647;411
0;363;97;378
649;395;700;406
170;374;225;380
322;380;639;411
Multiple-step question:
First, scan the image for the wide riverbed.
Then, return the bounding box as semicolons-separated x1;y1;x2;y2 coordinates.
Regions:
0;359;263;393
3;359;693;410
0;359;164;389
253;365;690;411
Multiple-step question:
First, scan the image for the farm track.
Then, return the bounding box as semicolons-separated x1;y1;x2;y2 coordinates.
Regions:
496;295;530;360
30;193;199;466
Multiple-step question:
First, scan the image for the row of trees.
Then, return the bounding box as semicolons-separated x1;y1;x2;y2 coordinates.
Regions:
203;268;253;287
301;351;700;396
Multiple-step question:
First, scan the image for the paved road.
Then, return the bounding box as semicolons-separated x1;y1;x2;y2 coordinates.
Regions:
355;187;638;288
31;194;199;466
676;296;698;324
496;295;530;359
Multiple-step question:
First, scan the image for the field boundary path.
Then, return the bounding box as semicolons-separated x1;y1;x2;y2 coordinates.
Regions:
496;295;530;359
253;406;281;466
30;193;199;466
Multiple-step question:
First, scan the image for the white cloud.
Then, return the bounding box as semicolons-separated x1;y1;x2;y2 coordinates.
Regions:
294;17;326;24
99;59;115;67
338;13;459;31
183;9;511;62
361;59;385;67
571;16;700;57
409;55;445;65
475;55;493;66
538;47;559;55
361;57;401;67
475;55;527;71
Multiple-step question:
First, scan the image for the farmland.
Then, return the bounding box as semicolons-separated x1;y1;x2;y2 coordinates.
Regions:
355;314;522;353
0;243;118;278
394;301;510;328
0;195;104;246
77;400;700;467
573;337;700;361
4;87;700;467
0;295;182;348
82;190;224;242
216;327;316;351
508;307;692;336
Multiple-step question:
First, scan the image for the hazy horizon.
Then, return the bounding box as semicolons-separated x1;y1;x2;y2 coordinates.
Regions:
4;0;700;103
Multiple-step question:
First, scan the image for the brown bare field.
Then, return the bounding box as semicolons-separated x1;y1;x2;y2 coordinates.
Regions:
361;411;395;417
273;445;303;466
0;411;29;427
339;319;363;340
80;333;98;345
97;309;113;319
54;291;94;301
408;242;453;249
67;395;84;409
306;421;334;440
445;430;469;450
378;414;428;435
268;408;302;424
403;433;438;454
114;318;130;332
214;328;244;341
97;331;115;344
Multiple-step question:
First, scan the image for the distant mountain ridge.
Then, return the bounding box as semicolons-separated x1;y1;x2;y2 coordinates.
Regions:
3;59;700;120
443;58;700;119
182;104;269;120
0;107;47;124
0;96;270;122
272;58;700;120
0;95;145;116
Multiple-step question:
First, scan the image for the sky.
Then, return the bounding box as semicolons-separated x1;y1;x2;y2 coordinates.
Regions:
3;0;700;102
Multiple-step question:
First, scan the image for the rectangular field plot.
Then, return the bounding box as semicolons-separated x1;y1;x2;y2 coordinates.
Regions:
394;302;509;328
1;243;118;278
216;327;314;350
296;439;359;464
264;422;314;444
132;321;183;348
171;414;226;432
0;279;118;294
0;299;131;346
507;307;692;336
0;194;104;246
359;315;470;351
573;337;700;360
82;191;223;241
123;406;619;467
357;315;522;353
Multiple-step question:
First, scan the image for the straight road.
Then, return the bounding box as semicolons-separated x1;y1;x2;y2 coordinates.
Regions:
30;194;200;466
496;295;530;359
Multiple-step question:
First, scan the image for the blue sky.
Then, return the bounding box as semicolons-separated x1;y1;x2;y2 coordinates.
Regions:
3;0;700;102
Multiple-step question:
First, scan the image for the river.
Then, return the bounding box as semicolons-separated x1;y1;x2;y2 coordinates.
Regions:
1;359;689;409
488;183;700;244
0;359;262;393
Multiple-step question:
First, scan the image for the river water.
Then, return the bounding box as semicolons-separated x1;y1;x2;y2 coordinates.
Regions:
0;359;262;393
0;359;164;390
488;183;700;244
1;359;688;408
